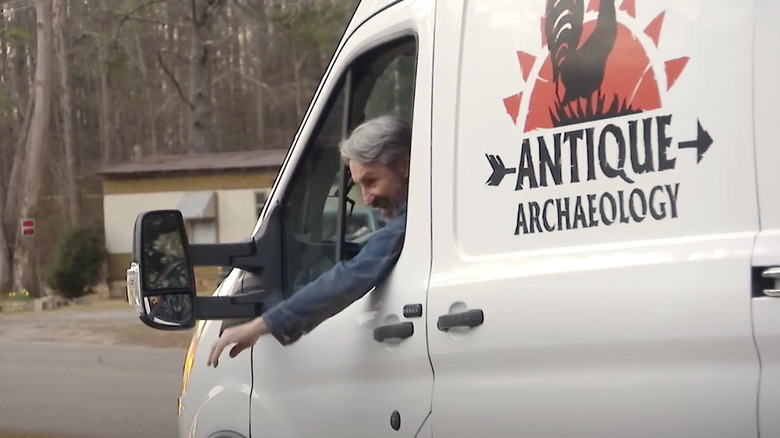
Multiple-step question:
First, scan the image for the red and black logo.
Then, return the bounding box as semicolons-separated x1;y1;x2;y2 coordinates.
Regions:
503;0;689;132
486;0;714;236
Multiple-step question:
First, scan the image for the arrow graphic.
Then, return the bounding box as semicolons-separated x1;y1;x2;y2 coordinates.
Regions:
485;154;516;186
678;120;713;164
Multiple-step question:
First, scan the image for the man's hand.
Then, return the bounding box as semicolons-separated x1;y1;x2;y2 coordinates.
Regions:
208;317;269;367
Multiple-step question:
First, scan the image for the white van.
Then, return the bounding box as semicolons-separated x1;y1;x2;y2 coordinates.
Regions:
126;0;780;436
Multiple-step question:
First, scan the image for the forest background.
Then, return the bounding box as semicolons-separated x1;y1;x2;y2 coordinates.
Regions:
0;0;358;297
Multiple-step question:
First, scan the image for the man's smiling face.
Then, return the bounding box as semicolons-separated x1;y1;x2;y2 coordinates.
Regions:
348;157;409;220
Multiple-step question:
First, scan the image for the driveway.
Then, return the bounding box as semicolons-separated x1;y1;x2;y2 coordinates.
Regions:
0;299;195;438
0;300;194;348
0;340;184;438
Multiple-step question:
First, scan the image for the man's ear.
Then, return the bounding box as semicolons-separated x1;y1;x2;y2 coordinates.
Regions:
394;156;410;178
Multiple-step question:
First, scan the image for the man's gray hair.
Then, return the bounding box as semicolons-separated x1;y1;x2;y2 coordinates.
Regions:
339;115;411;165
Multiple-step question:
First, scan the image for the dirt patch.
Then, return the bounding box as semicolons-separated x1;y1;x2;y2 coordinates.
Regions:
0;432;64;438
0;433;62;438
0;298;193;349
111;323;194;349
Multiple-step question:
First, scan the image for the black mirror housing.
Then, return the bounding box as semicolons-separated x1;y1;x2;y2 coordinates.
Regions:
129;210;197;330
128;207;284;330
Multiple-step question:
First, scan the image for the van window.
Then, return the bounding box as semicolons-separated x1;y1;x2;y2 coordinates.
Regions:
281;37;417;296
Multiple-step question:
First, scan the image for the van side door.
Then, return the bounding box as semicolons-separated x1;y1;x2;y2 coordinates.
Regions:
249;1;435;437
751;1;780;437
428;0;760;436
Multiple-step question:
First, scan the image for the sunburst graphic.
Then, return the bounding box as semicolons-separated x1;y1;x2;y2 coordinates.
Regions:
503;0;689;132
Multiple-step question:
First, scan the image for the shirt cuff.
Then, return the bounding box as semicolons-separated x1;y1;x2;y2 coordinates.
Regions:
262;304;299;346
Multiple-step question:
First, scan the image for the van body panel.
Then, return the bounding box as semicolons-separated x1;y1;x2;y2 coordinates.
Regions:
428;0;760;436
751;1;780;437
752;298;780;438
181;366;252;438
180;276;251;438
174;1;777;437
248;1;434;436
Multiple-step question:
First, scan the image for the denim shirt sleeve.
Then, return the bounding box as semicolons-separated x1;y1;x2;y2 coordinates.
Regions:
262;207;407;345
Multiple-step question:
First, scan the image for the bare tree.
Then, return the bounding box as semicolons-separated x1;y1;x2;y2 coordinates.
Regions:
235;0;270;147
134;32;158;155
0;0;358;292
54;0;80;225
189;0;226;153
13;0;54;297
97;0;112;164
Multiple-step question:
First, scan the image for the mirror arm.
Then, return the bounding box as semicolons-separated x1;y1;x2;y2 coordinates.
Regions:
194;296;259;320
188;239;263;272
192;289;275;320
232;290;270;305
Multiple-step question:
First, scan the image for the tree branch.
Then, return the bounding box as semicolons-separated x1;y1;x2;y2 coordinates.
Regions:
106;0;168;61
109;13;170;28
191;0;199;25
226;67;272;90
205;0;228;21
192;0;227;26
156;51;195;110
231;0;264;17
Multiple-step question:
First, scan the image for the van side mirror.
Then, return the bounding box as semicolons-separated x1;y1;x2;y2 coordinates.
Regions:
128;210;197;330
127;208;285;331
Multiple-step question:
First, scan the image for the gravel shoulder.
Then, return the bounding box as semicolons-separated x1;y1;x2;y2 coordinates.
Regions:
0;299;194;349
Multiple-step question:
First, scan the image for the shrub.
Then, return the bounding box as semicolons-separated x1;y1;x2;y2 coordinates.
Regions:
45;226;105;299
7;289;31;301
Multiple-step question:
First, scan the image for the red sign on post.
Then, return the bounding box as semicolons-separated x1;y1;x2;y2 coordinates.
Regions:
21;218;34;236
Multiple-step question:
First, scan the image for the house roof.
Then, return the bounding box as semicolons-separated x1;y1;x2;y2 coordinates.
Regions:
98;149;288;178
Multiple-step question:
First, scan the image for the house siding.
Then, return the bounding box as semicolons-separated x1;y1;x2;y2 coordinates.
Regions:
103;171;277;282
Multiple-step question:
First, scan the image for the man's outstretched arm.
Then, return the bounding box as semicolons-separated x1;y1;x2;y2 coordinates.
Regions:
208;209;406;367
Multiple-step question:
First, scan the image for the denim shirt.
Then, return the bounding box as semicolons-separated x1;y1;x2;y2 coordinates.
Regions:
262;206;407;345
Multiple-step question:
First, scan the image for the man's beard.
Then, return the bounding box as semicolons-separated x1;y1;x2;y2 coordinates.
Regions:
372;175;408;220
373;197;398;220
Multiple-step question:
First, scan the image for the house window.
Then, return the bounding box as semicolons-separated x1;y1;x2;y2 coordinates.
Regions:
178;191;218;244
186;219;217;244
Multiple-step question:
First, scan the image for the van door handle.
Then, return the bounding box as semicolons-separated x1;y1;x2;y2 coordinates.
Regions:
761;267;780;297
373;322;414;342
437;309;484;331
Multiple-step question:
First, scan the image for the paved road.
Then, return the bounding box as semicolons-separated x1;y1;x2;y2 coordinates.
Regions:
0;340;185;438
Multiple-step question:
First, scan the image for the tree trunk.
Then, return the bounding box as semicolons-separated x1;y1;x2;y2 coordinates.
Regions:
292;38;303;120
255;1;268;148
54;0;80;225
0;172;10;292
12;9;33;112
98;52;111;164
5;97;34;228
189;0;223;154
0;8;36;292
0;183;9;292
235;0;270;147
13;0;54;297
0;15;9;291
97;0;111;164
166;0;178;154
135;33;158;155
